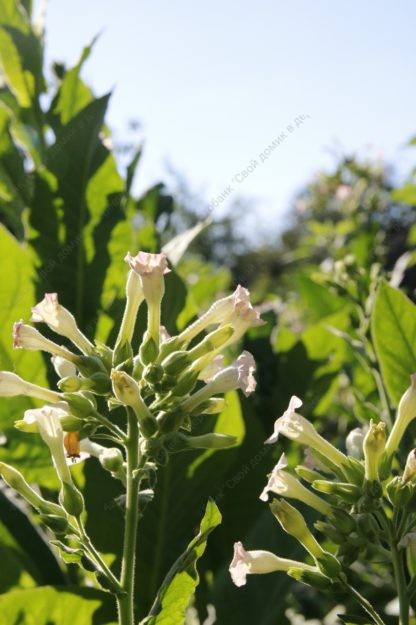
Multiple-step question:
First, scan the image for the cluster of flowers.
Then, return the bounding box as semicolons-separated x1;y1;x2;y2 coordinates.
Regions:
0;251;263;523
230;376;416;590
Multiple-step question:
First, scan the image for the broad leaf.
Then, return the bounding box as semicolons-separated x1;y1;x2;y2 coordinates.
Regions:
0;586;116;625
372;280;416;405
142;499;221;625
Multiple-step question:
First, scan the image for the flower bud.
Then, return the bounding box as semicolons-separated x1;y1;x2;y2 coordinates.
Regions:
58;376;82;392
385;373;416;456
386;476;414;507
60;482;84;517
60;416;84;432
0;462;44;509
402;449;416;483
363;420;386;481
312;480;361;503
111;370;157;437
99;448;124;472
161;351;190;375
345;427;365;459
143;364;164;385
62;392;95;417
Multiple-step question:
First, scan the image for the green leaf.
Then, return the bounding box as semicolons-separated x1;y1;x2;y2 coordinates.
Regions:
49;36;96;127
0;586;116;625
0;225;57;487
371;280;416;405
141;499;221;625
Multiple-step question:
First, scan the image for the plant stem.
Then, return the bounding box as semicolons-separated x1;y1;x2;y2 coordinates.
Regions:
390;534;410;625
341;580;387;625
117;409;141;625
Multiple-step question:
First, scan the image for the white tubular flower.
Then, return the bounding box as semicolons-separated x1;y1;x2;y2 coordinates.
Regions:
260;454;331;515
125;251;170;349
346;427;365;459
179;285;264;346
24;405;72;484
13;321;78;362
51;355;77;379
265;396;348;467
229;541;315;587
31;293;94;354
0;371;61;403
385;374;416;457
198;355;225;382
181;351;256;413
209;351;256;397
116;270;144;344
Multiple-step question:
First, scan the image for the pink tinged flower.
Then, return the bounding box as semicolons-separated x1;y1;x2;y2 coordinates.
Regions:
229;541;314;587
125;251;170;277
209;351;257;397
179;285;264;346
265;396;348;467
260;453;288;501
31;293;93;354
265;396;303;444
259;453;331;515
13;321;78;361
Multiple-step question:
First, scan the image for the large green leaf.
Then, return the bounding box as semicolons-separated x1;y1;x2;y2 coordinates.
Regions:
0;586;116;625
0;225;57;485
371;280;416;405
142;499;221;625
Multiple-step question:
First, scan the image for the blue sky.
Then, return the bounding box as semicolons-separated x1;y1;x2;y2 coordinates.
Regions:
37;0;416;237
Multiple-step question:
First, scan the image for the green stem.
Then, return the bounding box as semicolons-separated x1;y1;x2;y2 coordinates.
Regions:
117;409;141;625
341;580;387;625
390;533;410;625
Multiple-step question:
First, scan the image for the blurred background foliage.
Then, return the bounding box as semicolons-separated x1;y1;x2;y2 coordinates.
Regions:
0;2;415;624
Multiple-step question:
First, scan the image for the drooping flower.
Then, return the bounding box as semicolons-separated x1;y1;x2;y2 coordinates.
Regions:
265;396;348;467
31;293;93;354
24;405;73;485
229;541;316;587
0;371;61;403
259;453;331;515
